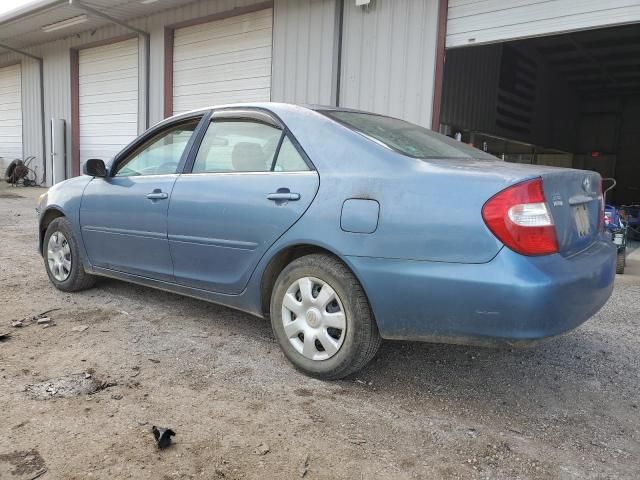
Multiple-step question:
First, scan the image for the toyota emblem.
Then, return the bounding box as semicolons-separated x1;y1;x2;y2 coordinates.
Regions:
582;177;591;192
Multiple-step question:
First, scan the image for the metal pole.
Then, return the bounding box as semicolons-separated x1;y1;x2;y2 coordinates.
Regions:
69;0;151;129
0;42;48;184
38;58;46;183
334;0;345;107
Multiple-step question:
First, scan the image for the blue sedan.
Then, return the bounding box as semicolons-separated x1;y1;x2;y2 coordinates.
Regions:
37;103;616;379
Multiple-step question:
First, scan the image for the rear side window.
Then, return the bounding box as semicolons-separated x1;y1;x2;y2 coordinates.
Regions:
193;121;282;173
274;137;310;172
322;110;495;160
193;120;311;173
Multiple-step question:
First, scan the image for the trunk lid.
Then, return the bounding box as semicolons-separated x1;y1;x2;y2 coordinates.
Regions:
540;169;602;257
425;158;602;257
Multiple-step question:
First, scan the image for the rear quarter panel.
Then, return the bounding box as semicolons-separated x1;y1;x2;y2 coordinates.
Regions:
270;106;504;264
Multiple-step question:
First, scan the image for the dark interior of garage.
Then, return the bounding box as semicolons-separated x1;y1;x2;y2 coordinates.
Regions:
439;24;640;206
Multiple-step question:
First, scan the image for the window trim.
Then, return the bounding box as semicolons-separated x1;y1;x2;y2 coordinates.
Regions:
212;108;283;129
270;132;286;171
184;108;315;175
110;112;206;177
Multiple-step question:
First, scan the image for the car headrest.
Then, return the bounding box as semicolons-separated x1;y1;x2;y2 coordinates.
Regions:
232;142;266;172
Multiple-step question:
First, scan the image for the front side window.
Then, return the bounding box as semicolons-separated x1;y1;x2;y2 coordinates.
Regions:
114;120;199;177
193;121;283;173
321;110;496;160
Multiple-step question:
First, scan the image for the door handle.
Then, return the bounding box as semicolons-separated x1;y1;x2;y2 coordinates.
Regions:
146;191;168;200
267;192;300;201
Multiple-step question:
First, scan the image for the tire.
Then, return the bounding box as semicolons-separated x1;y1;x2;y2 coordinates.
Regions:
270;254;381;380
5;159;22;183
616;250;625;275
43;217;96;292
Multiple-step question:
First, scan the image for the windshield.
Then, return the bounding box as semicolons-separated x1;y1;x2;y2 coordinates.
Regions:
321;110;496;160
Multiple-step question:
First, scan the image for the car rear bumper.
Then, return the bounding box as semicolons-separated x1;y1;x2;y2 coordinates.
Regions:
346;239;616;346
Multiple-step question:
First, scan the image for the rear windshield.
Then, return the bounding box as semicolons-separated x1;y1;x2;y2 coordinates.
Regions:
321;110;495;160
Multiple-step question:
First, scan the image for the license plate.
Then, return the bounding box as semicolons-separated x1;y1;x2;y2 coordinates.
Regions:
573;204;591;237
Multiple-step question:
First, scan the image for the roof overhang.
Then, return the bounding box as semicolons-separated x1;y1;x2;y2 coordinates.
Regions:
0;0;199;54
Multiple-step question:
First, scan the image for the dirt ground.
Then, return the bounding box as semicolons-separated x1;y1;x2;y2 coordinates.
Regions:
1;183;639;480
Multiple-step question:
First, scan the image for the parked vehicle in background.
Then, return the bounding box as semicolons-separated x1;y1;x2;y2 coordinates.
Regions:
36;103;617;379
603;178;628;274
620;204;640;241
604;204;627;274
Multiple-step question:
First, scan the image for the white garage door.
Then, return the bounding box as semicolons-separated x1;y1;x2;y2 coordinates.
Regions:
79;38;139;166
172;8;273;114
0;64;23;165
447;0;640;48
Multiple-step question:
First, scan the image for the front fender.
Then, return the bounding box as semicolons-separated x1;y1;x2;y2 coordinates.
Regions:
37;176;93;271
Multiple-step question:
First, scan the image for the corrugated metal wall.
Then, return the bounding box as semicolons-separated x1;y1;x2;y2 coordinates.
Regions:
440;44;501;134
0;63;23;165
0;0;339;185
0;55;42;179
440;42;580;152
19;60;41;169
172;8;274;113
447;0;640;48
617;96;640;203
141;0;272;123
272;0;339;105
0;0;445;183
339;0;440;127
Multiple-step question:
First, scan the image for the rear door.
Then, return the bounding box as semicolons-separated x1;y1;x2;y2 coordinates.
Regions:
168;110;319;294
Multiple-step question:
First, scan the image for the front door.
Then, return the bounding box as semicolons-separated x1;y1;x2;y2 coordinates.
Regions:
80;119;199;281
168;114;319;294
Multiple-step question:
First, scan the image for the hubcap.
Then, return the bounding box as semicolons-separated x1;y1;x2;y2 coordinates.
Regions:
47;231;71;282
281;276;347;361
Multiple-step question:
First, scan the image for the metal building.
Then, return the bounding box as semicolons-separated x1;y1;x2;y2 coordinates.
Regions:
1;0;640;191
440;0;640;204
0;0;443;185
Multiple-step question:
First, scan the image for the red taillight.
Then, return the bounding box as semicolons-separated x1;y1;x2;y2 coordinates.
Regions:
482;178;558;256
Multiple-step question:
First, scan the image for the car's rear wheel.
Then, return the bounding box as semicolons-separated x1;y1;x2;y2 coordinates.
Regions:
270;254;381;380
43;217;96;292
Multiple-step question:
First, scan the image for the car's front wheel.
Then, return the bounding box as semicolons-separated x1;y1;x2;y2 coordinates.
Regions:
43;217;96;292
270;254;381;380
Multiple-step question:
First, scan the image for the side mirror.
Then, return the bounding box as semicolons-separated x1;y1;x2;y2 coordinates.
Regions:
83;158;107;177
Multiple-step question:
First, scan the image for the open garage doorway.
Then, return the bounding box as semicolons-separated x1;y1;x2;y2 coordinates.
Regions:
438;23;640;211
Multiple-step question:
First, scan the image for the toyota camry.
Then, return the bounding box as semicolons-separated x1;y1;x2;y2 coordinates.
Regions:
36;103;616;379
